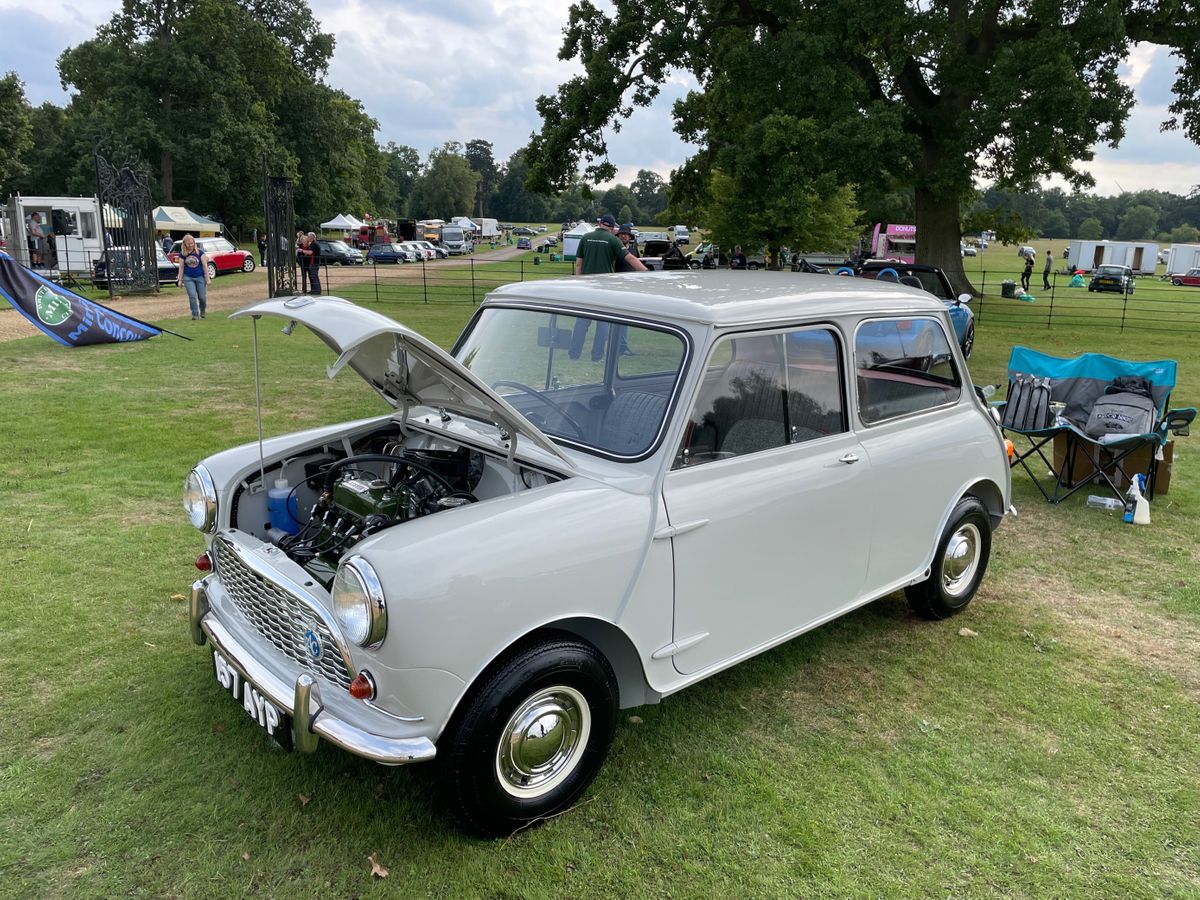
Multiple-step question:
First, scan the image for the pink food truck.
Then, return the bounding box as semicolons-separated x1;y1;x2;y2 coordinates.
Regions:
869;223;916;263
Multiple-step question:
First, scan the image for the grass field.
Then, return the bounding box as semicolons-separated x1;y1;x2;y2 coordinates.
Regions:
0;271;1198;897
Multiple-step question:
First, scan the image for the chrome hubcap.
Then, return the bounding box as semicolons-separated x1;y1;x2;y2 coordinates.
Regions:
942;523;981;598
496;686;591;798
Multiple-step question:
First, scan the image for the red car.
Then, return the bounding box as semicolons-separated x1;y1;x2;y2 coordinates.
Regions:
169;237;256;278
1168;267;1200;287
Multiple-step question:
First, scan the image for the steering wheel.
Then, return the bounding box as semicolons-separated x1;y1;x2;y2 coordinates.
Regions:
491;380;586;439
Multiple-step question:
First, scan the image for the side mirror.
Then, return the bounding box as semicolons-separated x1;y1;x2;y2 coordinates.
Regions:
957;293;973;305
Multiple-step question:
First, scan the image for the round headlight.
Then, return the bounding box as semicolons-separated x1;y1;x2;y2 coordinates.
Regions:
183;466;218;532
331;557;387;648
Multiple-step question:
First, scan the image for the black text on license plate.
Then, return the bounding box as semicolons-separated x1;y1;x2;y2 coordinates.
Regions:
213;650;293;751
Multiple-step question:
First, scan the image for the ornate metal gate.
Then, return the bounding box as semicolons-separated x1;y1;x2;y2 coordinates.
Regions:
93;151;158;298
263;163;296;298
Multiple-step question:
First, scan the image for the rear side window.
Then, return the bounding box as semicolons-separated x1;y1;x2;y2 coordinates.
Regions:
855;318;961;424
675;328;846;468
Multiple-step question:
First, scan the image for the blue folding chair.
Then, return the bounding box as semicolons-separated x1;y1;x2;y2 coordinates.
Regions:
998;347;1195;503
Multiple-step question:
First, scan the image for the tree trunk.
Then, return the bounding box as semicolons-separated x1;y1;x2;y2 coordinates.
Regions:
915;185;974;296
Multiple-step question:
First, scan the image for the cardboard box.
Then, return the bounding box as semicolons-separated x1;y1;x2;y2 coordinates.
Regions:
1052;435;1173;495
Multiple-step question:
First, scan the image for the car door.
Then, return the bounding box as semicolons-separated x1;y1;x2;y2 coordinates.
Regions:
852;316;974;590
663;326;871;676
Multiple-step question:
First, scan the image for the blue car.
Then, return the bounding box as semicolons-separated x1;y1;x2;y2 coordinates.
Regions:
366;243;416;264
857;262;975;358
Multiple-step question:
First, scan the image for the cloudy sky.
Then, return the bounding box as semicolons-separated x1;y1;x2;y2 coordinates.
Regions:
3;0;1197;196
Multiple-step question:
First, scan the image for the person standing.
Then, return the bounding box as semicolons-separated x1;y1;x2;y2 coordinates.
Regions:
27;212;44;268
175;234;212;320
730;245;748;269
296;231;310;293
305;232;322;294
1021;253;1034;292
258;234;268;266
161;234;173;255
570;214;647;359
1042;250;1052;290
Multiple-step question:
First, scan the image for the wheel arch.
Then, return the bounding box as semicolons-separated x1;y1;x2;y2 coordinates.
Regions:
963;478;1005;530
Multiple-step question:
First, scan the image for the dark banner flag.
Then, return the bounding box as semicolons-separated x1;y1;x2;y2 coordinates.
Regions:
0;251;163;347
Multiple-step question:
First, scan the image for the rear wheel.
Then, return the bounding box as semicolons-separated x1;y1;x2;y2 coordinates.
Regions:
1173;278;1183;286
747;261;760;270
439;636;618;837
905;496;991;619
206;261;217;280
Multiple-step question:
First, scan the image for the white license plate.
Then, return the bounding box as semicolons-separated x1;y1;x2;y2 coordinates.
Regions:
212;650;293;751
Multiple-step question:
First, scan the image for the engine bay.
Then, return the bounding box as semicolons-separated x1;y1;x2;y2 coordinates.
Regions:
230;421;562;587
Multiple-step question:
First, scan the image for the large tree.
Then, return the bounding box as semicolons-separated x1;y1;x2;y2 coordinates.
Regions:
0;73;33;195
409;143;479;220
464;139;500;217
527;0;1200;292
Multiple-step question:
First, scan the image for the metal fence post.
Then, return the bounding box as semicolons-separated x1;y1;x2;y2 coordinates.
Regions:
977;270;985;323
422;258;428;304
1047;271;1055;327
471;258;477;304
372;255;378;303
1121;286;1129;331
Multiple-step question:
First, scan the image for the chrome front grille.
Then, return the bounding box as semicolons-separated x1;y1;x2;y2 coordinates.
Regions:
211;536;352;690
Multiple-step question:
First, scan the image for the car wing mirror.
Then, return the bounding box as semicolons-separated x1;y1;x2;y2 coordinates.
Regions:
957;293;972;305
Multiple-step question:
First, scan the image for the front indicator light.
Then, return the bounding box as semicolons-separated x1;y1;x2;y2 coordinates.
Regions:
195;552;212;572
349;672;375;700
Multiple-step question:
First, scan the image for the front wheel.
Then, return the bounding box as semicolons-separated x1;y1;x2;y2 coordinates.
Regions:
961;321;975;358
747;262;760;270
242;256;256;273
905;496;991;619
206;261;217;280
439;636;618;837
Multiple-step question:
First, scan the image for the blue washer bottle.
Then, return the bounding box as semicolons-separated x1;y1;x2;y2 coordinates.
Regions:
268;477;300;535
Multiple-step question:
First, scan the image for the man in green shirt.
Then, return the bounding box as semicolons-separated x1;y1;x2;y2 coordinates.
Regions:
574;215;648;275
569;215;648;359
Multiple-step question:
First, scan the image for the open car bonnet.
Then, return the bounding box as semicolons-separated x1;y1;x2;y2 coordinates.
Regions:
231;295;573;466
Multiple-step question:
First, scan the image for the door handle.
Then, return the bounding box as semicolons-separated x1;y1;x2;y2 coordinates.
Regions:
839;452;859;464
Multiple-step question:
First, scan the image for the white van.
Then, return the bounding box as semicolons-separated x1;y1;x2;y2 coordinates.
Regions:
674;225;690;245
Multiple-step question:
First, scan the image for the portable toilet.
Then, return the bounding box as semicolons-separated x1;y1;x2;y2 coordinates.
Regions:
1165;243;1200;273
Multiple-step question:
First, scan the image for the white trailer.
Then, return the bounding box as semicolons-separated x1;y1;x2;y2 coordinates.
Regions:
1164;243;1200;274
1066;239;1158;275
2;194;107;274
476;217;500;239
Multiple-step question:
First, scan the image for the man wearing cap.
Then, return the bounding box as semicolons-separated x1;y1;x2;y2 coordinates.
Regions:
575;214;647;276
569;215;647;360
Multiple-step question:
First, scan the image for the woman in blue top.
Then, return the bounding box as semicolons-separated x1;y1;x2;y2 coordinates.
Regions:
175;234;212;319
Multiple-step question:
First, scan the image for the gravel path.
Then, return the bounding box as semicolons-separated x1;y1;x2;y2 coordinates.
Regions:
0;243;537;343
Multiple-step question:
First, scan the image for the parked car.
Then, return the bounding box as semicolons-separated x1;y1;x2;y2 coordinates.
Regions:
315;240;364;266
415;240;449;259
366;243;416;264
1088;264;1135;294
517;237;532;250
400;241;433;260
543;236;558;247
674;225;690;245
637;238;689;271
856;261;976;357
183;274;1011;837
92;245;178;288
1167;267;1200;287
512;226;535;235
169;237;256;277
961;244;978;257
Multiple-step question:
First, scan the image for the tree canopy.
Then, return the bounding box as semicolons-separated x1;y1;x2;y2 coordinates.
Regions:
528;0;1200;290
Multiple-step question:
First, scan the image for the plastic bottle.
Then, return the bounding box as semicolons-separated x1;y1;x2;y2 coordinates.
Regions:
1131;475;1151;526
1086;495;1123;511
268;477;300;535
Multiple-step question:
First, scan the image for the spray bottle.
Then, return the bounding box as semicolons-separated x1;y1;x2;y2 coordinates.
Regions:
1131;474;1151;526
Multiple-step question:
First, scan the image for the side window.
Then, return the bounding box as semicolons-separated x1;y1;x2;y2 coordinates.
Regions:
676;328;845;468
855;318;961;425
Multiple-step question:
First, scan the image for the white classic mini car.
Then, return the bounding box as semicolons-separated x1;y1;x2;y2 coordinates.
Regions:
185;272;1012;836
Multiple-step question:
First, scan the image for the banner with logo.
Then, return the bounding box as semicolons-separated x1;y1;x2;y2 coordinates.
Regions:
0;250;163;347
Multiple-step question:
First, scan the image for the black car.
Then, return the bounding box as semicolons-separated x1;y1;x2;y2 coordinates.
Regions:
315;239;364;265
1088;264;1135;295
366;243;415;264
92;245;178;288
511;226;535;235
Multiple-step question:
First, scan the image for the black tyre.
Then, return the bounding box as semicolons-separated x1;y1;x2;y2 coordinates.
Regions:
439;636;618;837
242;256;256;273
1172;278;1182;286
206;261;217;280
747;261;760;270
905;496;991;619
961;321;975;358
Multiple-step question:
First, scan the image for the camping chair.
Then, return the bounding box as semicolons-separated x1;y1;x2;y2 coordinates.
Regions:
998;346;1195;503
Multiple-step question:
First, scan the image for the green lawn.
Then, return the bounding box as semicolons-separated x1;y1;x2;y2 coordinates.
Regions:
0;283;1197;896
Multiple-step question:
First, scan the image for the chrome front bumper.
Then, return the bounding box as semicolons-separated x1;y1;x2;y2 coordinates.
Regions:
190;580;436;766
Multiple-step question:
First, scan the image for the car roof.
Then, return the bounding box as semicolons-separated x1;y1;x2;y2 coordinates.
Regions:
486;271;947;326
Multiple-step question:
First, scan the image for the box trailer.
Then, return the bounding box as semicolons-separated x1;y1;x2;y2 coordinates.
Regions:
1066;239;1158;274
2;194;107;274
1164;243;1200;274
476;218;500;239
